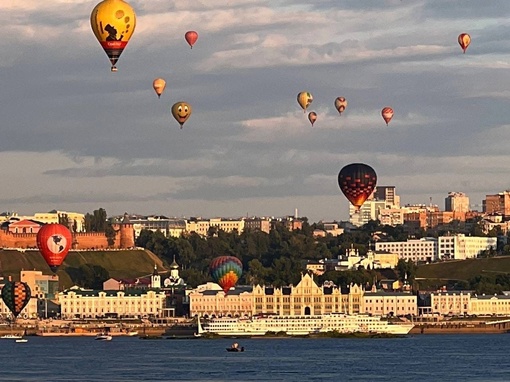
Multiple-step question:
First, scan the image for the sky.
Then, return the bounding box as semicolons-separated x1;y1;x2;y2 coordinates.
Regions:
1;0;510;223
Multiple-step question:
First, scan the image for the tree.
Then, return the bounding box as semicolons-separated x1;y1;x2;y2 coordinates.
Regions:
105;223;116;247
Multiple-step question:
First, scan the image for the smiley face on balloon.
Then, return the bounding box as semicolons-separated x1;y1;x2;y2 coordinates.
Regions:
171;102;192;128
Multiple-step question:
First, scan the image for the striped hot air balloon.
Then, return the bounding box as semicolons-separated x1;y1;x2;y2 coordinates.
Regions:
210;256;243;295
381;107;394;125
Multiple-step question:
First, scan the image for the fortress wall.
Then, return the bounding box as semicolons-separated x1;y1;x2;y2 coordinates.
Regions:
0;227;131;250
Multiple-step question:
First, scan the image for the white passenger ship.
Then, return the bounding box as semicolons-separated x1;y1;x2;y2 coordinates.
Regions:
197;313;414;337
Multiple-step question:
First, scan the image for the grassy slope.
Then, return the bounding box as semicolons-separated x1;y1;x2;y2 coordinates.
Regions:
0;249;167;288
416;257;510;281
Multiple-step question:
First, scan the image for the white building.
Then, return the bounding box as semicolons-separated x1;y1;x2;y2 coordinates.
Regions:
362;292;417;317
375;238;438;263
349;200;387;227
58;287;167;319
438;234;497;260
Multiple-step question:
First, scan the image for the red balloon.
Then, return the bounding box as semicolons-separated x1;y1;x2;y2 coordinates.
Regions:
185;31;198;49
36;224;72;273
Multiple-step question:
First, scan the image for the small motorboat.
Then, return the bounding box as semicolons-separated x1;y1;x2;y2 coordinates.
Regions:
226;347;244;352
16;338;28;343
95;333;112;341
226;343;245;352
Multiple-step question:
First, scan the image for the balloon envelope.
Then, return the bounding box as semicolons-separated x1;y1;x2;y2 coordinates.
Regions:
338;163;377;211
171;102;192;128
335;97;347;114
36;224;73;273
90;0;137;71
308;112;317;126
297;91;313;112
185;31;198;48
458;33;471;53
1;281;31;319
381;107;394;125
210;256;243;294
153;78;166;98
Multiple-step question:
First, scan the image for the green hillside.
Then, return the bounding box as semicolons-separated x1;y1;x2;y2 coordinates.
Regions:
0;249;167;289
416;257;510;281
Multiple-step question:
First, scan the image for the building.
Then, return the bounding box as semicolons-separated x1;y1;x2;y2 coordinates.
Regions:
375;238;438;263
445;192;470;213
188;283;254;318
349;200;387;227
484;191;510;216
378;208;405;226
362;291;417;316
244;218;271;234
438;234;497;260
374;186;400;207
58;287;167;319
429;291;471;316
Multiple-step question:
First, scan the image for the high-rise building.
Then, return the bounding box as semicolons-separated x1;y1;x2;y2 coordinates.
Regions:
483;191;510;216
374;186;400;207
445;192;470;213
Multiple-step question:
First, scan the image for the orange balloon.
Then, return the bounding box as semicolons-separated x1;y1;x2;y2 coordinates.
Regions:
153;78;166;98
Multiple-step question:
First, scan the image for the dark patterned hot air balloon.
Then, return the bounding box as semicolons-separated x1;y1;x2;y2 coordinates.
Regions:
1;281;31;319
210;256;243;295
458;33;471;54
338;163;377;212
36;223;73;273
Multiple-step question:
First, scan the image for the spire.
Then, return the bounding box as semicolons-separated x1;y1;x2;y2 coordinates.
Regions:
153;264;158;276
170;255;179;269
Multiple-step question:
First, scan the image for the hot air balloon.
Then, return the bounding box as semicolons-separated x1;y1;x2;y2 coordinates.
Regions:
153;78;166;98
171;102;192;128
381;107;394;125
308;112;317;126
90;0;137;72
338;163;377;212
335;97;348;115
458;33;471;54
210;256;243;295
36;223;73;273
1;281;31;319
185;31;198;49
297;91;313;113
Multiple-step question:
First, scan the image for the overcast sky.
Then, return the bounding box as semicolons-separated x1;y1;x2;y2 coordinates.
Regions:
1;0;510;222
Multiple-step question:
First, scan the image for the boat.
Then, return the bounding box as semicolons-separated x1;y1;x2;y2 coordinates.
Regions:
95;333;112;341
226;347;244;352
1;334;23;340
15;338;28;343
197;313;414;337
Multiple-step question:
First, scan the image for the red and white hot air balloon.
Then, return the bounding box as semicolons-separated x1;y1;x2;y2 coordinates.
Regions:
36;224;73;273
381;107;394;125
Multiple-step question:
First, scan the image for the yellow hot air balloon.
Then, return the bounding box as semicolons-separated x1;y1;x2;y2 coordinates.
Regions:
90;0;137;72
153;78;166;98
171;102;192;129
297;91;313;113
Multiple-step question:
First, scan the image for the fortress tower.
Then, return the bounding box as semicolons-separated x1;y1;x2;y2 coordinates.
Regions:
112;212;135;249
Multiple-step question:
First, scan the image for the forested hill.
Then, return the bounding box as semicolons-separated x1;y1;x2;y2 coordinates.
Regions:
0;249;166;289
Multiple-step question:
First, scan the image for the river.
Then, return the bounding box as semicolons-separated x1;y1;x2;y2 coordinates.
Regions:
0;334;508;381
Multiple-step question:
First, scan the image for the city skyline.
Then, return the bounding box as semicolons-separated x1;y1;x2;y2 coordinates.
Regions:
2;1;510;223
